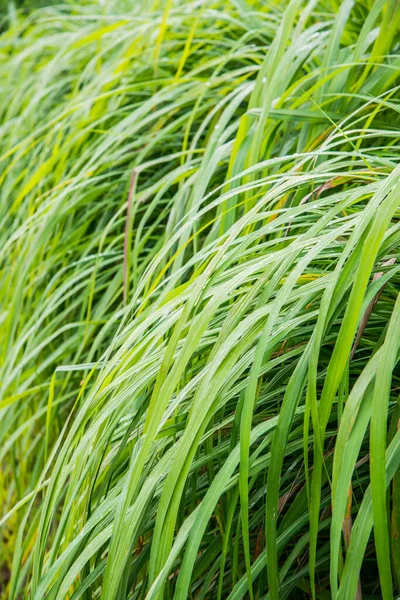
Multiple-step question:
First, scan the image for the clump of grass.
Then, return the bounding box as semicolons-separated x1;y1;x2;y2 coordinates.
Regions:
1;0;400;598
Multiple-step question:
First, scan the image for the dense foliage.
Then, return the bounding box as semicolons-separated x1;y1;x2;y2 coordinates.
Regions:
1;0;400;598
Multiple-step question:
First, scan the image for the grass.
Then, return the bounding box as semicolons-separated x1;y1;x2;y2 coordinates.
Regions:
0;0;400;598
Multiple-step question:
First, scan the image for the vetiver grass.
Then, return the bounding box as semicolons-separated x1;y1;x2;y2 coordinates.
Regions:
0;0;400;598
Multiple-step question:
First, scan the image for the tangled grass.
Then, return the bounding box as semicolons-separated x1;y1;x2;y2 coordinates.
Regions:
1;0;400;598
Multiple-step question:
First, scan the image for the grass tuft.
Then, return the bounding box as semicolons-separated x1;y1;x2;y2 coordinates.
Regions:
1;0;400;598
